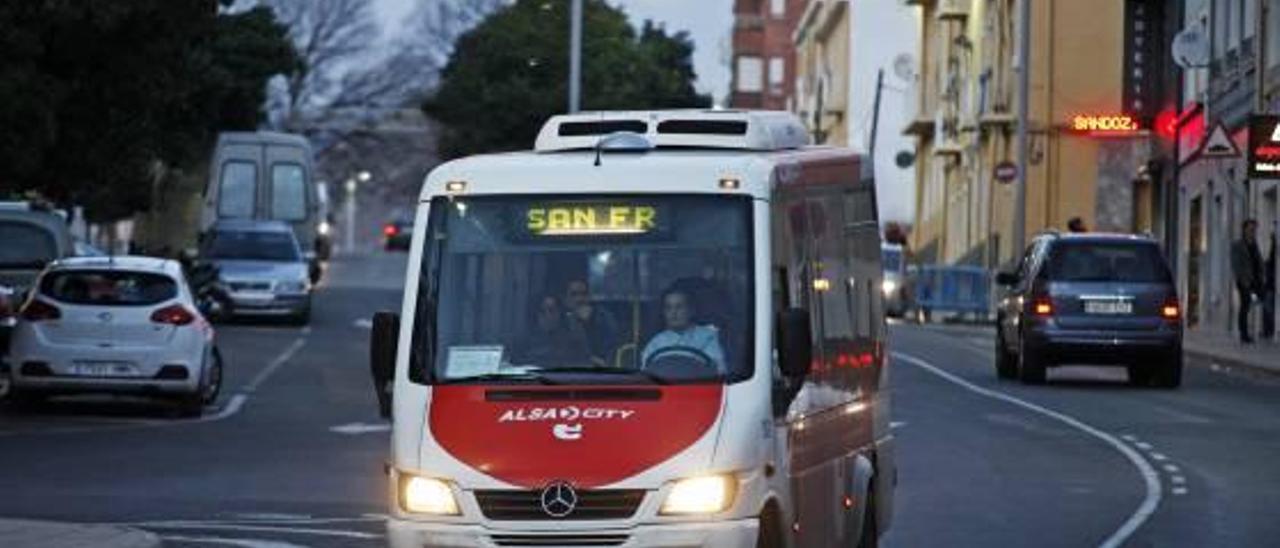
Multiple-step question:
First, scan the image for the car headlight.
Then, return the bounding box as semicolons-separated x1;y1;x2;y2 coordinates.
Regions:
881;279;898;295
317;221;332;236
399;475;460;515
659;474;736;515
276;281;309;293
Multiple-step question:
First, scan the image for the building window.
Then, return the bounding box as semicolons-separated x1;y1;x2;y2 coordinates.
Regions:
769;57;785;95
737;56;764;93
770;0;785;18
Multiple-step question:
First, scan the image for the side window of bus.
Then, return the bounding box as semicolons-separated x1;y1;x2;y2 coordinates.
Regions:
218;161;256;218
270;163;308;221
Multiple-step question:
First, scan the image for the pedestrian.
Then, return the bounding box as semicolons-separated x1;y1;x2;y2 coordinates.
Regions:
1230;219;1266;343
1067;216;1088;233
1264;229;1277;341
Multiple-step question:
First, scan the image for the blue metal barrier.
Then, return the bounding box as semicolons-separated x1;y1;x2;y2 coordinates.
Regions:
911;265;992;318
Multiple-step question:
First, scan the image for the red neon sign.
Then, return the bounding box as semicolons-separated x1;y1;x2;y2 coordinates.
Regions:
1070;114;1141;135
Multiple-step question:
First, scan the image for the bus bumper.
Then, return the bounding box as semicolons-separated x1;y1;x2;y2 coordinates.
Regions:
386;518;758;548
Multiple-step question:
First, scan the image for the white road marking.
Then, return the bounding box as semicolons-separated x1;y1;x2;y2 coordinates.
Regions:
890;421;908;430
301;326;312;335
142;523;381;540
1121;434;1139;442
1172;487;1189;496
1150;452;1168;462
1135;442;1153;450
353;318;373;330
158;535;309;548
1162;464;1181;473
892;352;1162;548
244;337;308;394
1171;475;1187;485
330;422;392;435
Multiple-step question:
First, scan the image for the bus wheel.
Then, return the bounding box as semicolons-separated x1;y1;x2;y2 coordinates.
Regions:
756;504;784;548
857;490;880;548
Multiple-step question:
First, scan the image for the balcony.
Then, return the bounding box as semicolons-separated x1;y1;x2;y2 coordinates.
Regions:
936;0;969;21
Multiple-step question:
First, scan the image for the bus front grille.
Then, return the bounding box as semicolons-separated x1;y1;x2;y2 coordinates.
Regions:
474;489;645;521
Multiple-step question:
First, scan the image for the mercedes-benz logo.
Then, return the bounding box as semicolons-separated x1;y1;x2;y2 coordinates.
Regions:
539;480;578;518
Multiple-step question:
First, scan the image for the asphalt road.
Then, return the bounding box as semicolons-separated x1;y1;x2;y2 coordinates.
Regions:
2;252;1279;547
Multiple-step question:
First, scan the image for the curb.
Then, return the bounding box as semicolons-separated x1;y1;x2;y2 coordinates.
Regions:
1182;346;1280;378
0;518;160;548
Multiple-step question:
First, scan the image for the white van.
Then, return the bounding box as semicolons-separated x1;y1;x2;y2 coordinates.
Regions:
201;132;322;266
369;110;894;548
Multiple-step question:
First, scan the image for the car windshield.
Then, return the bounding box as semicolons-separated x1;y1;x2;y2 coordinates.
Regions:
204;230;301;262
1045;241;1172;283
412;195;754;385
40;270;177;306
0;221;58;268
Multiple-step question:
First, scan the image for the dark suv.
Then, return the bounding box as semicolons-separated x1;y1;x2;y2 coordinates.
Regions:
995;233;1182;388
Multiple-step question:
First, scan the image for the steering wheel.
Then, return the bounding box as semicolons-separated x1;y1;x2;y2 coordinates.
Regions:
643;345;717;372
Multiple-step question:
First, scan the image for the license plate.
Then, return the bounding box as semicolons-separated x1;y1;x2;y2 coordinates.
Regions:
70;362;139;377
1084;301;1133;315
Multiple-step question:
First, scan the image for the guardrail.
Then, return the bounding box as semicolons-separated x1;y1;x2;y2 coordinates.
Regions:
911;265;993;321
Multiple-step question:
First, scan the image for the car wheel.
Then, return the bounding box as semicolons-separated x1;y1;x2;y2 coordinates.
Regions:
293;304;312;326
201;348;224;406
1017;335;1047;385
995;325;1017;380
1154;350;1183;389
1126;365;1153;387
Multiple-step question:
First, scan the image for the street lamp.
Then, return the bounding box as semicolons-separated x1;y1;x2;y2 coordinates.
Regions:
344;175;363;253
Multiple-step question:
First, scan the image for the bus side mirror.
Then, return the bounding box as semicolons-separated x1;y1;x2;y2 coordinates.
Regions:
776;308;813;379
370;311;399;420
995;271;1020;286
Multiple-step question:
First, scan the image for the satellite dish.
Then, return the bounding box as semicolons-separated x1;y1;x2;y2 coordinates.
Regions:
1172;21;1209;69
892;53;916;82
894;150;916;169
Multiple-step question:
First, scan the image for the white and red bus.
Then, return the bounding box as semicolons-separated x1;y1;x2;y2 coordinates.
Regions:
370;110;894;547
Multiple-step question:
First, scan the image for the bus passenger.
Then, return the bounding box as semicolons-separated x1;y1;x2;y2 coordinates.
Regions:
563;280;621;366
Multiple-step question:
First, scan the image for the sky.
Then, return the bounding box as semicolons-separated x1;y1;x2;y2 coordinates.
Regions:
374;0;917;222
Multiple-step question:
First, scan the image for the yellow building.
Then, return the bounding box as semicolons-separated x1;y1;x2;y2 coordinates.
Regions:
905;0;1136;267
792;1;852;146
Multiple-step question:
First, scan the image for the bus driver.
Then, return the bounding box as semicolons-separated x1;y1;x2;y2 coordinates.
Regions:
641;289;725;372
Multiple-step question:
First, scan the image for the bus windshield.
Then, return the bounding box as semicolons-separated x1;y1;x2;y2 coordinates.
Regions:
412;194;755;385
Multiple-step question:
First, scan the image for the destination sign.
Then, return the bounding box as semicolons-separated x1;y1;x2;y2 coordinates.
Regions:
526;204;658;236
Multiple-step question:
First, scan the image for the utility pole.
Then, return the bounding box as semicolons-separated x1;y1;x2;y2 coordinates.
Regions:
1250;0;1268;216
568;0;583;113
869;69;885;159
1013;0;1031;257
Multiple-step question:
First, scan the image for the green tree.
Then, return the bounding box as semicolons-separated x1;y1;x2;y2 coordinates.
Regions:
424;0;710;159
0;1;297;222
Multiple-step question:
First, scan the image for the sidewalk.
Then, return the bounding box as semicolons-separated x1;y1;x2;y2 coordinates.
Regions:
0;519;158;548
1183;328;1280;376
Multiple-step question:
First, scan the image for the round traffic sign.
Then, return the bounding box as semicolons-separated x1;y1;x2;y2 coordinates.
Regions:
994;161;1018;183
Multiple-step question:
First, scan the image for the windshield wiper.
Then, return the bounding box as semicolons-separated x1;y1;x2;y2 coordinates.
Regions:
441;372;559;385
535;367;672;385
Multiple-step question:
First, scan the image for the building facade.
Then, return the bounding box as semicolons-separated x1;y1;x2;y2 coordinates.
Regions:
1173;0;1280;337
730;0;808;109
904;0;1178;271
791;1;853;145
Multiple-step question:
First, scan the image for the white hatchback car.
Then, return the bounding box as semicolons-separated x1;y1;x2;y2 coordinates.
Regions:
7;256;222;416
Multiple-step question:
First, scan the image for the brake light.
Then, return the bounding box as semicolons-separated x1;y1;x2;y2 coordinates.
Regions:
151;304;195;326
20;299;61;322
384;225;398;236
1161;299;1180;320
1032;298;1054;316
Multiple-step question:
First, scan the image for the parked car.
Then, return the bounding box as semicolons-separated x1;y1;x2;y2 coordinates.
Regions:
6;256;223;415
994;232;1182;387
1;203;74;364
199;220;312;324
382;215;413;251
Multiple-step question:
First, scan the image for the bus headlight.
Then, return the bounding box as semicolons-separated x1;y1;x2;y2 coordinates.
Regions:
881;279;898;296
659;474;736;515
399;475;460;515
